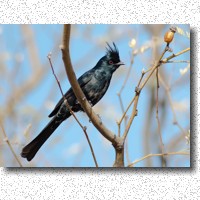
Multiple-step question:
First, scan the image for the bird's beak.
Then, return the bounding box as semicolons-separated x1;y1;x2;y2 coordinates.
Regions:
116;61;125;66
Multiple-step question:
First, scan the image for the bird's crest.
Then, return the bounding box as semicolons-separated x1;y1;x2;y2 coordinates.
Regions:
106;42;120;61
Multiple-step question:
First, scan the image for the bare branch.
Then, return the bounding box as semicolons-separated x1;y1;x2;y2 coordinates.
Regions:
156;68;165;166
118;96;136;126
0;120;23;167
122;88;141;140
47;53;98;167
116;54;134;164
60;25;190;167
128;151;190;167
122;44;169;141
159;74;188;137
161;48;190;63
61;25;123;147
162;60;190;64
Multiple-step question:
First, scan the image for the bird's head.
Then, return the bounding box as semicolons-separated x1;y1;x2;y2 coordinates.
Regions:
105;42;124;70
96;43;124;72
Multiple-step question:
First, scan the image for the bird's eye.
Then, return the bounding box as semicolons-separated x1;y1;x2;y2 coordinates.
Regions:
109;60;113;65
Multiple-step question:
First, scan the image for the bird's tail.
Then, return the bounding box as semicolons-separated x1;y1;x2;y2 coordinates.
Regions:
21;117;63;161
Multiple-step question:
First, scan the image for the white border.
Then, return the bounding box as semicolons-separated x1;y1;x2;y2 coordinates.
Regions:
0;0;199;199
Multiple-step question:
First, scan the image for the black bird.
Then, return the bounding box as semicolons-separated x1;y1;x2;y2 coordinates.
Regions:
21;43;124;161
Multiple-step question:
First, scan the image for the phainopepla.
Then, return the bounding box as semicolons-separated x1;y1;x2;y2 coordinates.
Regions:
21;42;124;161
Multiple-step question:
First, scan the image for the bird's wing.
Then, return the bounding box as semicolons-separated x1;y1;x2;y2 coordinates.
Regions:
48;70;93;117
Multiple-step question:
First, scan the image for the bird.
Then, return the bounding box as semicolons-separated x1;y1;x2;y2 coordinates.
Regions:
21;42;124;161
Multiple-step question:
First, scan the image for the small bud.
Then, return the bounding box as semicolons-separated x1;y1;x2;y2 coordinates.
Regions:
164;31;175;44
47;52;52;58
129;39;136;48
164;27;177;44
135;109;138;116
142;68;145;74
135;86;140;94
170;26;177;33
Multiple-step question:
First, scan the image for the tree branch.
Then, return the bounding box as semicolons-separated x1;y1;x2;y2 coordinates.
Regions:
158;74;188;137
47;53;98;167
122;44;170;142
127;151;189;167
61;24;124;166
0;120;23;167
60;25;189;167
156;68;166;166
161;48;190;63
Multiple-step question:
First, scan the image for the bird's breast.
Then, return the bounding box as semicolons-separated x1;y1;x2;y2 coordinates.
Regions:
83;75;111;106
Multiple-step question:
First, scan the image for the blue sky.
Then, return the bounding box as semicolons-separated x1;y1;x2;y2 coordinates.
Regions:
0;24;190;167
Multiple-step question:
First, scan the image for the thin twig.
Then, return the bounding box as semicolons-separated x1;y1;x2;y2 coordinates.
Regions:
121;55;133;164
155;43;166;166
127;151;190;167
159;74;187;137
147;45;168;167
122;88;141;140
118;96;136;125
117;55;133;162
161;48;190;63
48;53;65;97
119;55;134;95
156;68;165;166
47;53;98;167
117;121;121;137
117;54;134;165
117;94;125;121
117;54;134;136
122;47;190;142
162;60;190;63
121;67;147;140
122;44;169;141
117;67;150;126
0;121;23;167
134;48;190;94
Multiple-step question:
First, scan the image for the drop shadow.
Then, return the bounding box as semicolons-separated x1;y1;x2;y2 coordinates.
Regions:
2;26;197;175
